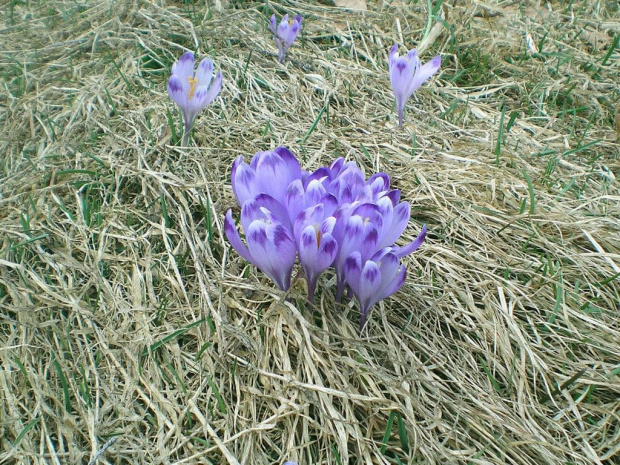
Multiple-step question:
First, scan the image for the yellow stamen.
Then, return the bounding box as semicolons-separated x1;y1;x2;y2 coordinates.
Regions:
316;230;322;248
188;76;198;99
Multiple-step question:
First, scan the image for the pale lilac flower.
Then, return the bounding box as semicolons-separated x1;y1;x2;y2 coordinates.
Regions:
330;198;426;302
224;197;296;291
231;147;302;210
285;178;338;227
388;44;441;127
168;51;222;144
293;204;338;304
344;249;407;330
269;14;302;63
283;462;298;465
331;203;381;300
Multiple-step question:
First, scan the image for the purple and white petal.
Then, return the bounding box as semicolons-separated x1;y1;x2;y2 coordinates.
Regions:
393;224;427;258
195;58;214;87
168;75;189;109
232;158;258;206
171;51;195;81
224;210;256;266
246;221;296;290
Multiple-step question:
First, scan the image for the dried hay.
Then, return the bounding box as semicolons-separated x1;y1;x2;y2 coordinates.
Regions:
1;1;619;464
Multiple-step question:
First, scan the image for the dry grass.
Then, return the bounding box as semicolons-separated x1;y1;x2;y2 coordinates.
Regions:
1;0;619;464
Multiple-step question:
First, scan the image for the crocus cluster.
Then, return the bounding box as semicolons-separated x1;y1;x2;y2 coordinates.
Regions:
168;51;222;145
225;147;426;330
269;14;303;64
389;44;441;127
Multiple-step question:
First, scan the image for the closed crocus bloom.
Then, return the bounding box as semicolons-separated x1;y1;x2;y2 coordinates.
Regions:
388;44;441;127
269;14;302;63
344;249;407;330
363;173;392;201
331;203;381;301
231;147;302;208
285;178;338;227
168;51;222;144
224;198;296;291
294;204;339;304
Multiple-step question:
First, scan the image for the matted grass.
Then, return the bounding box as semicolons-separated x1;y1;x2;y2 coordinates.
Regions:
1;1;619;464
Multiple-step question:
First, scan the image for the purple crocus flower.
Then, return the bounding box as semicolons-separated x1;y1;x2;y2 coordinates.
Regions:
330;197;427;301
168;51;222;145
224;197;296;291
269;14;302;63
344;249;407;330
331;203;381;301
388;44;441;127
293;204;338;304
231;147;302;210
285;178;338;227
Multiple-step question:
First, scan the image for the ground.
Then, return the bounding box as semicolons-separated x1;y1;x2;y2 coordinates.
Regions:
1;0;619;464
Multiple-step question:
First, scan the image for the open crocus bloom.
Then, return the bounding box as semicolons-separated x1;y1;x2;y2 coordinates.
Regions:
269;14;302;63
388;44;441;127
168;51;222;143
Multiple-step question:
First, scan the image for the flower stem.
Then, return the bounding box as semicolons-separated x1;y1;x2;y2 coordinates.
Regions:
181;120;193;146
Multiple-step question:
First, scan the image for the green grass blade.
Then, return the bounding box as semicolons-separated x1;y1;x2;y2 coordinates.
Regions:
13;417;40;447
523;170;536;215
51;353;72;413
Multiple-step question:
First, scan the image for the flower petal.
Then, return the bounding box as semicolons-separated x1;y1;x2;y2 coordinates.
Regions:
293;203;325;242
408;55;442;95
298;227;338;291
195;58;214;87
305;179;327;207
269;14;277;35
357;260;383;323
224;210;256;266
394;224;427;258
255;148;302;204
168;75;189;109
171;51;194;81
378;259;406;301
367;172;390;198
285;179;305;225
378;200;411;249
253;193;292;231
231;157;257;205
343;251;362;291
388;43;400;67
203;70;222;105
246;221;296;290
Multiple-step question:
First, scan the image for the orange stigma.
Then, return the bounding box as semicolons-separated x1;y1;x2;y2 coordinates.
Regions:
188;76;198;99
